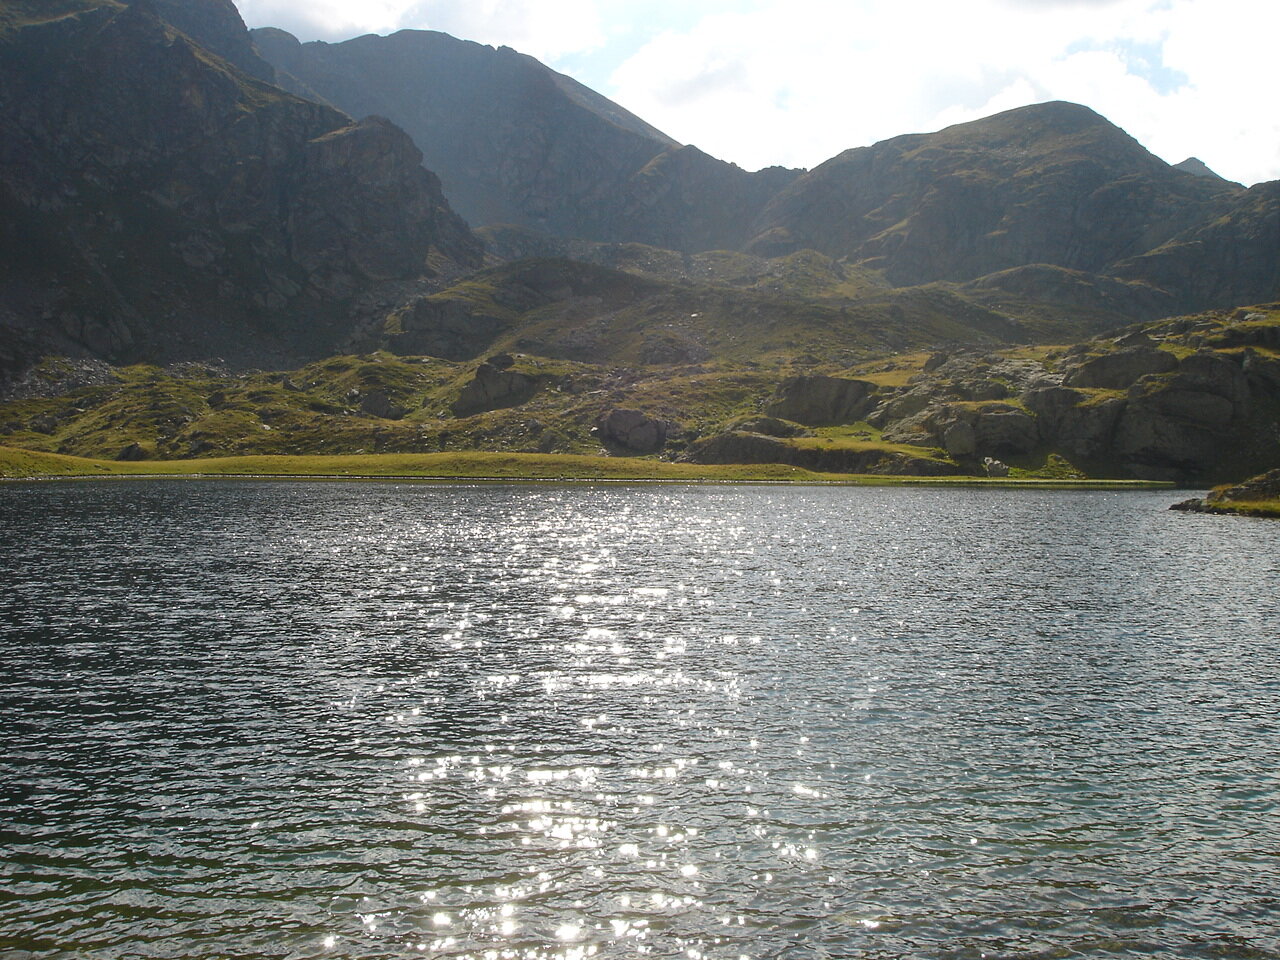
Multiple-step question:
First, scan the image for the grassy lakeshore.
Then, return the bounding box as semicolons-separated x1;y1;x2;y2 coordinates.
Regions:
0;445;1174;487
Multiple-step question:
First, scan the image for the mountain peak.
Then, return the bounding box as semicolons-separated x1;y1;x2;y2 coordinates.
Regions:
1173;156;1228;181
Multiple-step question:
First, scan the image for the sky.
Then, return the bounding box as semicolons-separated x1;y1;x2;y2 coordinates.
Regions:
234;0;1280;186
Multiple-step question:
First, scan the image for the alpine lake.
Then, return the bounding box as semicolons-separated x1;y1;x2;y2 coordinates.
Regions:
2;479;1277;960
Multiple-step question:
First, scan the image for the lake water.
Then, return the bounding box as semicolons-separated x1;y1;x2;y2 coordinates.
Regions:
1;480;1278;960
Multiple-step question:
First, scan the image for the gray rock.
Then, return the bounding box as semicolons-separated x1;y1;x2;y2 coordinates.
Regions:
116;442;147;461
972;405;1039;456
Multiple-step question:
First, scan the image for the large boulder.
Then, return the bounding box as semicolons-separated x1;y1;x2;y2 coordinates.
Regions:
765;375;877;425
597;408;670;454
450;361;540;417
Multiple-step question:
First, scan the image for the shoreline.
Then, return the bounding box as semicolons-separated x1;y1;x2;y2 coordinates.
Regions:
0;446;1178;489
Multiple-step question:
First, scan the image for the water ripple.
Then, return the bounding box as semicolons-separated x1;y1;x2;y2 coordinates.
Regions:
1;481;1278;959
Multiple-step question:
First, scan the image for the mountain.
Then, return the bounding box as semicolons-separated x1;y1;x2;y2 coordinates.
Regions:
242;28;1276;317
250;26;800;251
747;102;1244;285
0;0;481;373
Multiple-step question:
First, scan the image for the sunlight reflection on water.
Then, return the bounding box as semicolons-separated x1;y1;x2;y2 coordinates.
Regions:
1;481;1278;959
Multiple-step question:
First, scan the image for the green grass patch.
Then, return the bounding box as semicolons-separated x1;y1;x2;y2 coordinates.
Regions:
0;445;1174;487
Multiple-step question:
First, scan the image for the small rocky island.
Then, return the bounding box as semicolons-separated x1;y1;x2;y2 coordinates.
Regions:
1171;468;1280;517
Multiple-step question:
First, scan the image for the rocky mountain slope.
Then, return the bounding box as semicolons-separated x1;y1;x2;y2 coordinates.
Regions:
748;102;1242;286
0;0;481;374
250;25;799;251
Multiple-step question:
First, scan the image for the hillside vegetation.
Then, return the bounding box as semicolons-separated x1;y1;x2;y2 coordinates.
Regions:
3;305;1276;483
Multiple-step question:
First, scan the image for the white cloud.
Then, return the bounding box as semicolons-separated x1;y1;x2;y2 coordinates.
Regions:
233;0;1280;185
605;0;1280;184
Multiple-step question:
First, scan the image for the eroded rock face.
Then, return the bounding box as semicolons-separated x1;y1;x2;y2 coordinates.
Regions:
597;408;669;453
886;401;1039;460
766;376;876;426
1036;340;1280;480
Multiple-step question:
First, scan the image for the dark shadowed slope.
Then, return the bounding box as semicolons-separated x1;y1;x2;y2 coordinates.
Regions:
0;0;481;371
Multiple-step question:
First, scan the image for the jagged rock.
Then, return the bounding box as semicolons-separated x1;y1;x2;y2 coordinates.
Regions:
451;362;540;417
766;375;876;426
597;408;669;453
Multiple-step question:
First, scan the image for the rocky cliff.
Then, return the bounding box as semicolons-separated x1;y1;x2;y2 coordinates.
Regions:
0;0;481;371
